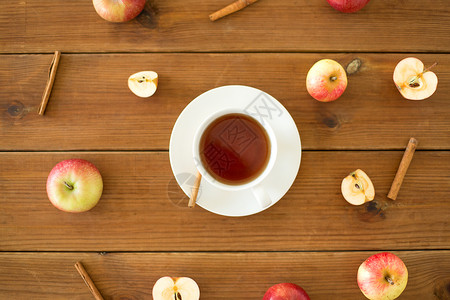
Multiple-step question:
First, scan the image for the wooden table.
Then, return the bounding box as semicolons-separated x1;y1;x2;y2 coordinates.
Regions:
1;1;449;299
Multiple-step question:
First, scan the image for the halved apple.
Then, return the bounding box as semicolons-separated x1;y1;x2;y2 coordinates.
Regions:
152;276;200;300
393;57;438;100
128;71;158;98
341;169;375;205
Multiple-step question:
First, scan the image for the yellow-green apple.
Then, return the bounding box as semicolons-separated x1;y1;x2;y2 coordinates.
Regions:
92;0;146;22
128;71;158;98
341;169;375;205
393;57;438;100
306;59;347;102
327;0;371;13
263;283;310;300
46;159;103;213
358;252;408;300
152;276;200;300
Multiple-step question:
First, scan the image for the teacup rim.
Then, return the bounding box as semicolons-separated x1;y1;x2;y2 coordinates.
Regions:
192;108;278;191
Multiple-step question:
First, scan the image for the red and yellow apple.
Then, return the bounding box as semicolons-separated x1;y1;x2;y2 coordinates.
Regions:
46;159;103;213
306;59;348;102
92;0;146;22
358;252;408;300
152;276;200;300
393;57;438;100
263;283;310;300
327;0;371;13
128;71;158;98
341;169;375;205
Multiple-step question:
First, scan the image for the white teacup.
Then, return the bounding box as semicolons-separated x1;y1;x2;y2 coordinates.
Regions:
192;108;277;208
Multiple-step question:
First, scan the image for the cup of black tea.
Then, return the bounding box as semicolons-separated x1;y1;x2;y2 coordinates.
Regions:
193;109;277;208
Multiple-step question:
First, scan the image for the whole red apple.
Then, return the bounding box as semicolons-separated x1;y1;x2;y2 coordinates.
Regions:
93;0;146;22
263;283;310;300
46;159;103;213
357;252;408;300
306;59;348;102
326;0;371;13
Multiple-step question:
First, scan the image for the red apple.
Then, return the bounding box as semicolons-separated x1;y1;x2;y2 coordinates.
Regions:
263;283;310;300
358;252;408;300
326;0;371;13
92;0;146;22
46;159;103;213
306;59;348;102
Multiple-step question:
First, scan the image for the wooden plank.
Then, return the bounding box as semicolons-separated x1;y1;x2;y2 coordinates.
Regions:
0;151;448;251
0;0;449;53
0;251;449;299
1;53;449;151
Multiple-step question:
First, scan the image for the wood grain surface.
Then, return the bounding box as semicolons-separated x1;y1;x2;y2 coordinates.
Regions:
1;0;449;298
1;53;449;151
1;151;448;251
0;251;449;299
1;0;449;53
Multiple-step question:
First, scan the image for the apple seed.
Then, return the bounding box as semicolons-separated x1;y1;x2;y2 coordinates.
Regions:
408;81;421;88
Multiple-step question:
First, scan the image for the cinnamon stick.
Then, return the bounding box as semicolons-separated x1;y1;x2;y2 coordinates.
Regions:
387;138;418;200
209;0;259;21
74;262;104;300
38;50;61;115
188;171;202;208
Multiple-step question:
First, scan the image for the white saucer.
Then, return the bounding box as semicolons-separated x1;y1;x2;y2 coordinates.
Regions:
169;85;301;217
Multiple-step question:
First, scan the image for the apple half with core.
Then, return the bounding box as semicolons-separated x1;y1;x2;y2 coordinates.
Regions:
341;169;374;205
263;283;310;300
393;57;438;100
128;71;158;98
152;276;200;300
358;252;408;300
327;0;371;13
93;0;146;22
46;159;103;213
306;59;347;102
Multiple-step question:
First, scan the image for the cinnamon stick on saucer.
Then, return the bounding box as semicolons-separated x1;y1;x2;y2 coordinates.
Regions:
387;138;418;200
74;262;104;300
38;50;61;115
188;171;202;208
209;0;259;21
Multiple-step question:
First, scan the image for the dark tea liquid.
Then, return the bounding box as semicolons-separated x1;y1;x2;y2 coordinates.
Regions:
199;113;270;185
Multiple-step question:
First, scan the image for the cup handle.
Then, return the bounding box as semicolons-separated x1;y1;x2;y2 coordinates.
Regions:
251;185;272;208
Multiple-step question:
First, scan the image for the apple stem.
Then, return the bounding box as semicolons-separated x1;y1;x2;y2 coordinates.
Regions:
385;276;395;285
330;76;337;82
408;62;438;87
423;62;438;74
64;181;73;190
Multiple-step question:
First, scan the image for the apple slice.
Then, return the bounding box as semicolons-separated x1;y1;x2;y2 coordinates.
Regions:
152;276;200;300
393;57;438;100
341;169;375;205
128;71;158;98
